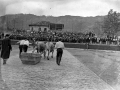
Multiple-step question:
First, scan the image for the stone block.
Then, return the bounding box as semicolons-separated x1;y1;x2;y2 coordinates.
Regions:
20;53;41;65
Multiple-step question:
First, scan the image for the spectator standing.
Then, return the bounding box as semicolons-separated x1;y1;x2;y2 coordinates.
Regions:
55;38;65;65
1;34;12;65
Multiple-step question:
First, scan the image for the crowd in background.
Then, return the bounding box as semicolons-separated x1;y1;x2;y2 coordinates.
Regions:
0;30;119;45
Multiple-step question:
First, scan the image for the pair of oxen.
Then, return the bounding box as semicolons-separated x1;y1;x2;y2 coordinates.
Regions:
32;41;55;60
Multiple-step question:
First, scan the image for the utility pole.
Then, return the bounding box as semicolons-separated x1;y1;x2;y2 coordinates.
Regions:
55;17;57;30
22;20;23;30
72;19;73;32
14;18;15;29
6;15;8;31
3;15;7;33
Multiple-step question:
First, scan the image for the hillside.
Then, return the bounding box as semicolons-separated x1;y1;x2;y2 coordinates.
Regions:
0;14;105;34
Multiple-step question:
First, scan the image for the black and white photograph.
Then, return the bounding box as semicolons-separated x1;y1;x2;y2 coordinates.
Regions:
0;0;120;90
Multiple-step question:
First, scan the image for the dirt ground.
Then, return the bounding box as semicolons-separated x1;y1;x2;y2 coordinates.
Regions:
67;48;120;90
0;45;119;90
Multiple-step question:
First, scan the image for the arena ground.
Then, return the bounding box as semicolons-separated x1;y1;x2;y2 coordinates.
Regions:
67;48;120;90
0;45;120;90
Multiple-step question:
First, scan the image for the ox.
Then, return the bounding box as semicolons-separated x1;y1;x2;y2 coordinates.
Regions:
32;41;46;58
46;42;55;60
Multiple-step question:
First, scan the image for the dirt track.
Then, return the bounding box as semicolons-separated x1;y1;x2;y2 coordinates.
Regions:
0;46;118;90
67;48;120;90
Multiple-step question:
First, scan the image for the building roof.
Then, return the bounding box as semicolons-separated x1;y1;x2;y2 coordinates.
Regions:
29;21;64;27
29;21;51;26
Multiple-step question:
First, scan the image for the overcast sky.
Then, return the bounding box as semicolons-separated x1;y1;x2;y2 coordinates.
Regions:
0;0;120;17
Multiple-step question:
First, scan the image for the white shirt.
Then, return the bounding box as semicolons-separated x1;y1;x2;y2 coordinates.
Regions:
18;40;25;45
55;41;64;49
24;40;30;46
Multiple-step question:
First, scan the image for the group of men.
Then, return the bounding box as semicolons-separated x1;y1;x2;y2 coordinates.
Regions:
0;34;65;66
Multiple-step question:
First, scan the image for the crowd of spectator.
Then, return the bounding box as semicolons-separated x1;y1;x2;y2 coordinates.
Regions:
9;30;97;43
0;30;119;45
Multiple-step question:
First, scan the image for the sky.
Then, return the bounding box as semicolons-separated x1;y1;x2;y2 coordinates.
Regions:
0;0;120;17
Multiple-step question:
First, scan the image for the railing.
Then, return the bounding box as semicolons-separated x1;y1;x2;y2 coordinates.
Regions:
0;40;120;51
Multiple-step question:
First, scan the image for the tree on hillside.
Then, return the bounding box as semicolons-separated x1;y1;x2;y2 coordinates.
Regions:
93;21;104;37
103;9;120;37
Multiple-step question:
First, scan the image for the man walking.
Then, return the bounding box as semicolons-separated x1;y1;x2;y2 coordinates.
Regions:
55;38;64;65
1;34;12;65
23;38;30;53
17;39;25;56
17;38;30;57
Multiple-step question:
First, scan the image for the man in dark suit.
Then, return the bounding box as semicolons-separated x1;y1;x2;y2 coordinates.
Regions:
1;34;12;65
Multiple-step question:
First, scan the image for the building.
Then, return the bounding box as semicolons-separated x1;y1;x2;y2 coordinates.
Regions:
29;21;64;32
